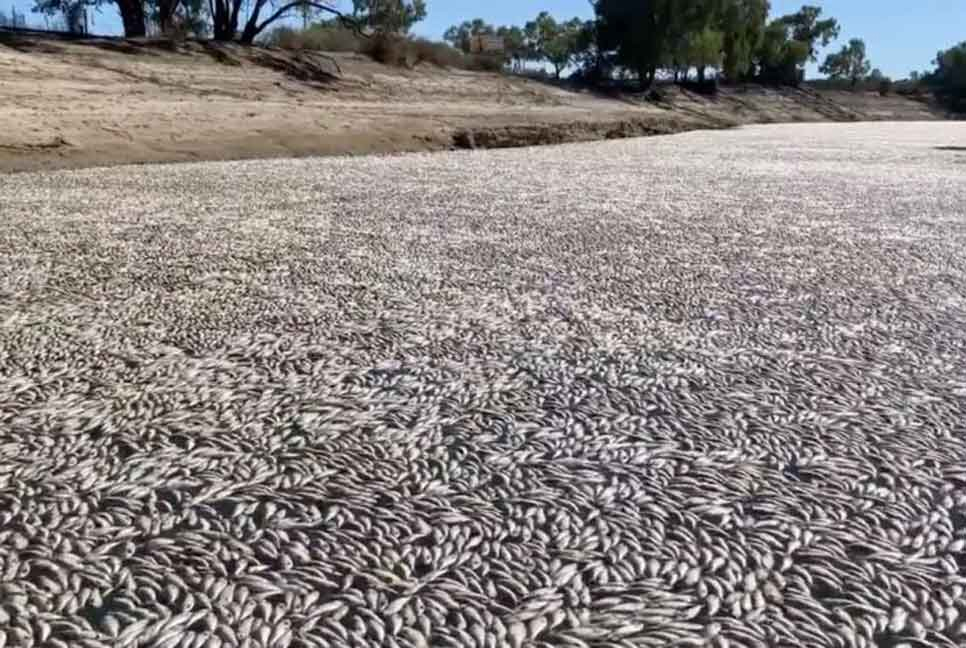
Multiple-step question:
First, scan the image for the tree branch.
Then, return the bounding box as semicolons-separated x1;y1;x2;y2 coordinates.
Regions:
251;1;365;41
228;0;240;29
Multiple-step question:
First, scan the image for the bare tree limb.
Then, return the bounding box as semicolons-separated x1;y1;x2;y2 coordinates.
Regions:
245;0;366;43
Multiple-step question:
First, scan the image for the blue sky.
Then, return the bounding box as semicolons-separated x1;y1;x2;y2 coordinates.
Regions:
7;0;962;78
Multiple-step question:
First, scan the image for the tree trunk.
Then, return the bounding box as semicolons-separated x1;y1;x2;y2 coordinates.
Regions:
212;0;241;41
227;0;241;40
213;19;232;40
240;17;259;43
156;0;180;33
239;0;268;44
212;0;230;39
698;66;706;84
116;0;147;37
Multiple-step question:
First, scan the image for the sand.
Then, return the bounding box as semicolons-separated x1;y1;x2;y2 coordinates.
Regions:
0;31;945;173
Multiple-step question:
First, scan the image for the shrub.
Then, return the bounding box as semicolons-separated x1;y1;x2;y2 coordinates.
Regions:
410;38;464;67
464;54;505;73
360;32;413;66
678;78;719;96
361;33;501;71
878;78;893;96
894;80;925;97
931;42;966;113
264;26;502;73
264;25;361;52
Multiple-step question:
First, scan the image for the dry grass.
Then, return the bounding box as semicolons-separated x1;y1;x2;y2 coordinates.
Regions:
361;33;502;71
263;25;361;53
0;32;945;173
264;26;503;72
409;37;464;68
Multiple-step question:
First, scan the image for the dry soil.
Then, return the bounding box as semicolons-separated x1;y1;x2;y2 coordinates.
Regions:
0;31;945;172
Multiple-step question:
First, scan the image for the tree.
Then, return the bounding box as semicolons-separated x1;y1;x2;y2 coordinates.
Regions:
572;18;613;82
150;0;179;32
584;0;836;88
685;27;724;82
0;8;16;26
497;24;528;70
65;1;87;32
166;0;207;36
530;15;583;79
35;0;144;35
444;18;495;54
866;69;892;95
820;38;871;87
660;0;720;82
208;0;359;43
929;41;966;112
351;0;425;34
753;6;840;85
755;18;808;84
297;0;312;29
209;0;238;40
778;4;839;62
148;0;207;34
594;0;678;87
720;0;769;81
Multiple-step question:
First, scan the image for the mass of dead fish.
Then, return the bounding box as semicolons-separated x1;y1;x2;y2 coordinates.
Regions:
1;123;966;647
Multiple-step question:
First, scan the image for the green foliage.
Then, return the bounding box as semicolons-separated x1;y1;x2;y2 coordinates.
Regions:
755;20;785;67
442;20;529;70
744;5;837;86
34;0;147;36
32;0;89;22
32;0;127;34
351;0;426;34
594;0;677;85
525;11;584;79
544;18;583;78
929;41;966;112
591;0;777;86
755;19;808;84
866;67;885;81
721;0;770;81
497;25;528;68
686;27;724;77
443;18;495;53
573;18;613;81
150;0;207;37
820;38;871;87
778;4;839;62
877;76;893;96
